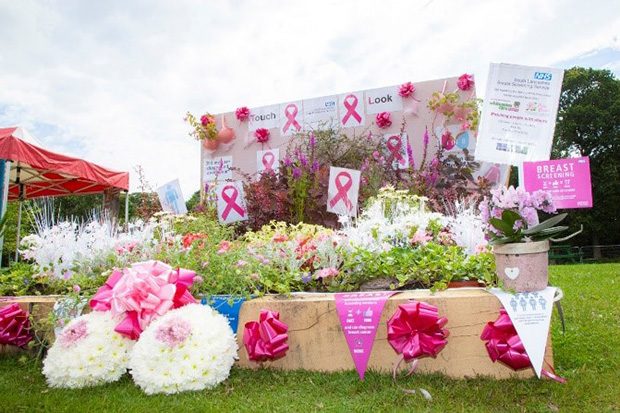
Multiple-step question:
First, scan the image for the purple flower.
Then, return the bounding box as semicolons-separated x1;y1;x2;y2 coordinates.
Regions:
309;133;316;148
293;167;302;179
423;127;429;147
372;150;381;160
204;182;210;193
284;157;292;167
311;160;320;172
299;153;308;167
406;143;413;165
301;273;312;284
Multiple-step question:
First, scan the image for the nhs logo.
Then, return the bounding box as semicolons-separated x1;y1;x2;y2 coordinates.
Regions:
534;72;552;81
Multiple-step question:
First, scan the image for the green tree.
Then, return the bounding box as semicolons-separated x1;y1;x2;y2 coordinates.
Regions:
552;67;620;248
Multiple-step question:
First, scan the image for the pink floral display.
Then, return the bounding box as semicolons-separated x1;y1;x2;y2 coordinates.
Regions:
441;130;455;150
314;267;339;280
155;317;192;348
0;303;33;348
457;74;475;91
200;114;215;126
375;112;392;129
235;106;250;122
398;82;416;98
58;319;89;347
254;128;270;143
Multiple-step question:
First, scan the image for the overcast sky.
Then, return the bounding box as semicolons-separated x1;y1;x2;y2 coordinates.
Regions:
1;0;619;198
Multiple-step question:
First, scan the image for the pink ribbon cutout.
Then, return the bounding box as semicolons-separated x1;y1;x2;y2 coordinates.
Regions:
329;171;353;211
243;309;289;362
386;135;406;165
342;94;362;125
282;104;301;134
89;260;198;340
221;185;245;220
262;152;275;171
481;309;566;383
387;301;449;376
0;303;33;348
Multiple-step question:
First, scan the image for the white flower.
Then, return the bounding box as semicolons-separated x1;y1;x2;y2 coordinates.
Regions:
129;304;238;395
42;311;134;389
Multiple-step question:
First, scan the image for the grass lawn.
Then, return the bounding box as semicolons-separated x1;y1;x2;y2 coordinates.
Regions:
1;263;618;413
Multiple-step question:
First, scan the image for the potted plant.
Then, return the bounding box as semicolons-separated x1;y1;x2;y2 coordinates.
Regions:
185;112;220;150
480;186;581;292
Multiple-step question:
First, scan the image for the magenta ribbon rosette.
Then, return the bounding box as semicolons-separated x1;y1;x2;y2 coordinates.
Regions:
89;260;198;340
481;309;565;383
387;301;449;374
243;309;289;362
0;303;33;348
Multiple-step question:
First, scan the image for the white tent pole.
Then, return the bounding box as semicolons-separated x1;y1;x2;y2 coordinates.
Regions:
15;187;23;262
124;190;129;227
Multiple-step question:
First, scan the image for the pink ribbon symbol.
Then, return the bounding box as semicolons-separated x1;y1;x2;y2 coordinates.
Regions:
221;185;245;220
386;135;406;165
342;94;362;125
329;171;353;211
282;104;301;134
262;152;275;171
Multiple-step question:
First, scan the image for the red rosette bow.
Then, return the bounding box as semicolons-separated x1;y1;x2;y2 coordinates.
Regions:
243;309;289;362
89;260;198;340
387;301;449;365
481;309;566;383
0;303;33;348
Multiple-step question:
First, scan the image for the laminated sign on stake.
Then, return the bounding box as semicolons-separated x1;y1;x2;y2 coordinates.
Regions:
327;167;361;216
490;287;557;378
256;148;280;175
156;179;187;215
216;181;248;224
475;63;564;165
383;133;409;169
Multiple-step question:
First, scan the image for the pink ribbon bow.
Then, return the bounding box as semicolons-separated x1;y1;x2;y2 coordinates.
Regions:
89;260;198;340
387;301;449;361
0;303;33;348
481;309;566;383
243;309;289;362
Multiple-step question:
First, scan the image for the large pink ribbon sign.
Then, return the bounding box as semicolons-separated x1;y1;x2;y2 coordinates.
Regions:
221;185;246;220
386;135;406;165
282;104;301;134
329;171;353;211
342;94;362;126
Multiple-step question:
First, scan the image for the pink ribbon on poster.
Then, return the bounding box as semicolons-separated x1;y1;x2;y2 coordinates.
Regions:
481;309;566;383
262;152;275;171
329;171;353;211
387;301;449;375
243;309;289;362
0;303;33;348
221;185;246;220
89;260;198;340
282;103;301;134
386;135;406;165
342;94;362;125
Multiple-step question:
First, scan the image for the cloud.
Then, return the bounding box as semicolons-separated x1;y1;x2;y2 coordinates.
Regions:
0;0;618;199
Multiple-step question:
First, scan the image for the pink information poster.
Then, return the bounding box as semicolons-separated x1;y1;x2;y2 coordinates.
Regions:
522;156;593;209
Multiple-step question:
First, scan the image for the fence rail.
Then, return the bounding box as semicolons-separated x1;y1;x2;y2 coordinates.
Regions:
549;244;620;264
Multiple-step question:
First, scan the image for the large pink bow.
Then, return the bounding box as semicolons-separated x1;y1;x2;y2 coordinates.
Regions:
481;309;565;383
0;303;33;348
89;260;198;340
243;309;289;362
387;301;449;362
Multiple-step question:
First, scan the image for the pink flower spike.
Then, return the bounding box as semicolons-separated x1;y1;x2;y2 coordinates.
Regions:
457;74;475;91
398;82;415;98
235;106;250;121
375;112;392;129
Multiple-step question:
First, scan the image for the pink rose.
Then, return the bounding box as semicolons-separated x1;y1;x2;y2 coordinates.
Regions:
254;128;270;143
441;130;455;150
457;74;474;91
398;82;415;98
235;106;250;121
375;112;392;129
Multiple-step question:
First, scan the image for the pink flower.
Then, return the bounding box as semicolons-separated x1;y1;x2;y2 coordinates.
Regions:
375;112;392;129
59;320;89;347
457;74;474;91
411;229;432;245
272;233;288;243
398;82;416;98
235;106;250;121
200;114;215;126
217;240;232;254
372;150;381;160
193;275;204;284
254;128;270;143
441;130;455;150
236;260;247;268
72;285;81;293
155;317;192;348
474;240;489;254
116;241;138;255
461;122;471;131
315;267;339;280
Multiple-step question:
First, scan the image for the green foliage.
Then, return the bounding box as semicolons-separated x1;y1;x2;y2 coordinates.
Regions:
489;211;579;245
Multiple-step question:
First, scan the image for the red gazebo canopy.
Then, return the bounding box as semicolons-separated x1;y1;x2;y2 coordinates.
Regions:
0;127;129;200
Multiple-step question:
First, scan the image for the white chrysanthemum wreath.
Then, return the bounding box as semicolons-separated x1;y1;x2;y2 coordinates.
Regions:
129;303;238;395
43;311;134;388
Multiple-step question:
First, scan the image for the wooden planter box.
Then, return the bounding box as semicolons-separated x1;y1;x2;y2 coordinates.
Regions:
236;289;554;379
1;290;554;379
